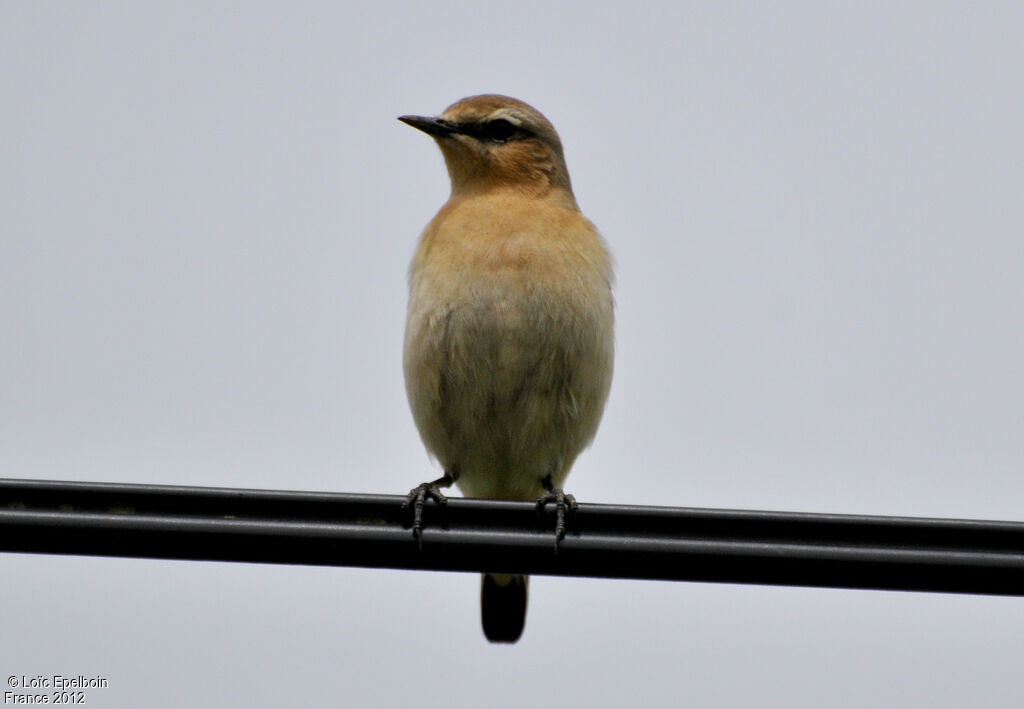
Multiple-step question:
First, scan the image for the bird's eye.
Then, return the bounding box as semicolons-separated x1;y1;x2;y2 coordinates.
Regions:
480;119;518;142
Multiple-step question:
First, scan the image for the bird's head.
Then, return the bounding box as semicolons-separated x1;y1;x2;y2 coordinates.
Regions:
399;94;575;204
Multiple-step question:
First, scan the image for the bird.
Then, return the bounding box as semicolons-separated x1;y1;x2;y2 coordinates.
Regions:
398;94;614;643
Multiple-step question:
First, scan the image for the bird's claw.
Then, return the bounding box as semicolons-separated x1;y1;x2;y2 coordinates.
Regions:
403;480;449;548
536;488;578;552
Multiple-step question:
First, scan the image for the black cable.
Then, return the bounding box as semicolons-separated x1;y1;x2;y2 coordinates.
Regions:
2;477;1023;596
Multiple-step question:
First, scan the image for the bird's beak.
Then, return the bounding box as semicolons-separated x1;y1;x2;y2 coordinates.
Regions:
398;115;459;138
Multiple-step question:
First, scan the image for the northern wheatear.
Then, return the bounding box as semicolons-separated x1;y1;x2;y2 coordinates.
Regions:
399;95;614;643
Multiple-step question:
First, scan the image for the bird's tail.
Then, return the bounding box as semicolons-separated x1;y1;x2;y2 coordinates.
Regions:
481;573;528;643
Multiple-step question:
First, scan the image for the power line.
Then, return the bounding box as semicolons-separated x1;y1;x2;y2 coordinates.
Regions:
2;477;1023;596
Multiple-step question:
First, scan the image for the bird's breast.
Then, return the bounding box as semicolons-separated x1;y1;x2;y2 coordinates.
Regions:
403;196;613;499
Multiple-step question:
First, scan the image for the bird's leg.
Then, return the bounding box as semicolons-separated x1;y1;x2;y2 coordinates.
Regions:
535;473;578;552
403;469;458;547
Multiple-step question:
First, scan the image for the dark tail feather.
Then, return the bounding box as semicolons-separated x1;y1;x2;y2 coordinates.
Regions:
481;574;528;643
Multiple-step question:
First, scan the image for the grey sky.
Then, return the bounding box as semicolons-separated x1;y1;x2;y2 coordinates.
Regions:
2;2;1023;707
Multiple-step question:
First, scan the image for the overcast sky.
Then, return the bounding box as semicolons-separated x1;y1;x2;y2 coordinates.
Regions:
2;2;1023;707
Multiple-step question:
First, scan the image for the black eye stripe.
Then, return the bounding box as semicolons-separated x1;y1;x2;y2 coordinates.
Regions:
458;118;526;143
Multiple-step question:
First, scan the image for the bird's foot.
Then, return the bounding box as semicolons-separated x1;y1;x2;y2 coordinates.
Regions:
536;480;577;552
403;472;455;548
